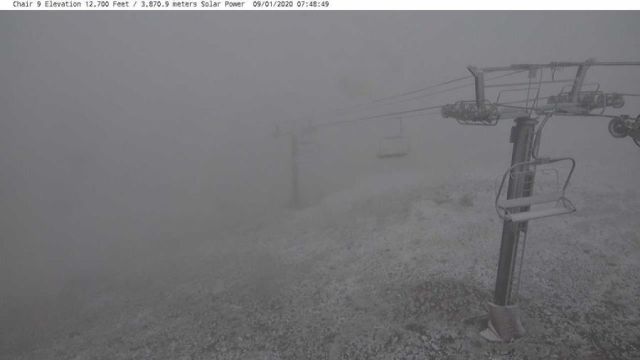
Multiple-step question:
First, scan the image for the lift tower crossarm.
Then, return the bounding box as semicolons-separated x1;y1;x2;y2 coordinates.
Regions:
477;60;640;73
444;60;640;124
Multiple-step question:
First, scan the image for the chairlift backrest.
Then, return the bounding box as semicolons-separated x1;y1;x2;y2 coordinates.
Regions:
495;157;576;223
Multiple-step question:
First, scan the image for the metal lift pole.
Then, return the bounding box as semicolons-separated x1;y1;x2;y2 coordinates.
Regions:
483;116;537;341
494;117;537;305
290;130;301;208
447;59;640;341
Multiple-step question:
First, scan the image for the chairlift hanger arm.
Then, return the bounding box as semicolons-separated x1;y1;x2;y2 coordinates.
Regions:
472;59;640;102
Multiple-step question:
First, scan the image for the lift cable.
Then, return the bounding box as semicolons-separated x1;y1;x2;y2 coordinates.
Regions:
355;70;531;112
308;93;560;133
497;96;552;105
310;104;444;130
277;69;537;138
306;71;536;131
493;103;535;111
289;73;472;128
362;69;533;107
484;69;530;82
294;70;529;132
367;74;473;105
485;78;574;89
311;65;625;135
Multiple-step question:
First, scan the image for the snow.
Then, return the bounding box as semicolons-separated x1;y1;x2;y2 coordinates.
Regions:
2;160;639;360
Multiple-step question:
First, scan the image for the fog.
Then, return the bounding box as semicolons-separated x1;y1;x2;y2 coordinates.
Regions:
1;12;640;358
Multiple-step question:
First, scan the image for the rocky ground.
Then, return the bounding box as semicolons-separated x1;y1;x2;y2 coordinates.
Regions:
2;167;639;360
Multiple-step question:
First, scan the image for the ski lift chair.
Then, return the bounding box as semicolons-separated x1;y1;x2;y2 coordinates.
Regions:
377;118;410;158
495;156;576;223
377;135;410;158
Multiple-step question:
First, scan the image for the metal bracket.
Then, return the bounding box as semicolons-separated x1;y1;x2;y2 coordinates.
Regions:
481;302;526;342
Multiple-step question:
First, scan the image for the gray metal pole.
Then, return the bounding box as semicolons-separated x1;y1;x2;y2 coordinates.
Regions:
290;131;300;208
493;117;537;306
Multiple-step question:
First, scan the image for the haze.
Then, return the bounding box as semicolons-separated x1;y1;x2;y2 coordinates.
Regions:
1;12;639;359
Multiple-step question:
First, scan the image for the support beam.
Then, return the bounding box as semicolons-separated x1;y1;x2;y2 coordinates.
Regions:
568;59;594;103
494;117;537;305
468;66;485;110
290;131;300;208
482;117;538;342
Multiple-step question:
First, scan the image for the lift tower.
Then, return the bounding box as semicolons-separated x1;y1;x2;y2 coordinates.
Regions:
442;59;640;342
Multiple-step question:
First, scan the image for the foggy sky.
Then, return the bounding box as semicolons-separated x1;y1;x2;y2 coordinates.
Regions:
1;12;639;299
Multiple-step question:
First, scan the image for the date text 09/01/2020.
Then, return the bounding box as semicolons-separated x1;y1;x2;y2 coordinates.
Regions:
253;0;329;7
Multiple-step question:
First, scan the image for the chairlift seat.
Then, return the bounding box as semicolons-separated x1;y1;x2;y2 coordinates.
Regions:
495;157;576;223
497;192;564;209
507;204;575;223
377;135;410;158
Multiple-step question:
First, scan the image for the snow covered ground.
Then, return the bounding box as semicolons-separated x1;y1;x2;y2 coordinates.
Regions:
2;159;639;360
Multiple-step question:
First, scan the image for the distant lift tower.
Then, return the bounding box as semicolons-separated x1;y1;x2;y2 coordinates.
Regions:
442;59;640;342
